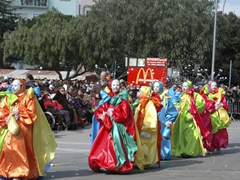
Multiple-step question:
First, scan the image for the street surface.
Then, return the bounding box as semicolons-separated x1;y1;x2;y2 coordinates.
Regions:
45;121;240;180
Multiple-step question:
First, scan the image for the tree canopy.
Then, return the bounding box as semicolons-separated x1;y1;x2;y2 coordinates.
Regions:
3;8;89;80
2;0;240;84
0;0;20;68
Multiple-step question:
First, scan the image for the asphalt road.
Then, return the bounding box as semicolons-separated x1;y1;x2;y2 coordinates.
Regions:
44;121;240;180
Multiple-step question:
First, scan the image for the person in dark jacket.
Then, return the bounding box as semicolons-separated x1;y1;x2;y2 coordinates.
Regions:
90;71;108;109
53;86;87;129
25;73;41;97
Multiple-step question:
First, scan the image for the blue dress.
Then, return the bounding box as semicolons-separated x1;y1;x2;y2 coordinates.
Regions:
158;87;178;160
90;90;111;146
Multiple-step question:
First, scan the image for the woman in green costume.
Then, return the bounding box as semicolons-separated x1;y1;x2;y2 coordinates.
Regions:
172;81;209;157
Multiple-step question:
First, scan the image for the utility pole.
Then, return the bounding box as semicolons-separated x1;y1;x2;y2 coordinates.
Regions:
211;0;218;80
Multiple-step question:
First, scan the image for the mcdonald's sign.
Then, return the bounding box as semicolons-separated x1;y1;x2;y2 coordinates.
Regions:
127;57;167;87
136;68;154;84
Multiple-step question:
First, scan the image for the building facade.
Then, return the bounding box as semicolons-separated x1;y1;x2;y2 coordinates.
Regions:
10;0;95;19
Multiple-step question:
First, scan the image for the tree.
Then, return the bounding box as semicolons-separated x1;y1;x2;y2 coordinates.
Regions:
3;8;88;80
0;0;20;68
216;12;240;86
79;0;220;77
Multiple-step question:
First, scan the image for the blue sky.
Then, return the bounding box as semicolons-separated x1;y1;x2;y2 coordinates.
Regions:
219;0;240;16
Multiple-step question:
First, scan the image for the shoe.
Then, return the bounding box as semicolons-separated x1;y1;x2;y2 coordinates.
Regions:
207;151;213;155
216;148;222;154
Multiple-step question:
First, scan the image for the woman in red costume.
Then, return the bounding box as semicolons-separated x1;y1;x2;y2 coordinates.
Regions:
88;79;137;173
200;81;230;153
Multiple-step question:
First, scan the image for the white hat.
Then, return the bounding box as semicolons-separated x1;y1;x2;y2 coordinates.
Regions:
49;84;55;90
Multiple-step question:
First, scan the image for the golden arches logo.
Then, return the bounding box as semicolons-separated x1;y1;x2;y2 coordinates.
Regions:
136;68;154;84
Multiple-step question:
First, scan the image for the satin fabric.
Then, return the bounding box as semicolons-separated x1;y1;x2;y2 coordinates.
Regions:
172;90;207;157
201;87;229;151
90;90;111;146
89;90;137;173
158;89;178;160
0;88;39;179
0;88;57;179
0;92;18;152
33;94;57;176
134;86;162;170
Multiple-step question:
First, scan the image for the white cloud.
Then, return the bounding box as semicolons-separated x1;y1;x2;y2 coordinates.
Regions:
219;3;240;17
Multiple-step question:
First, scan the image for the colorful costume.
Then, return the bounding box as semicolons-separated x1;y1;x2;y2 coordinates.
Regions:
90;89;111;146
88;81;137;173
154;83;178;160
134;86;162;170
200;81;229;152
0;79;56;179
172;81;208;157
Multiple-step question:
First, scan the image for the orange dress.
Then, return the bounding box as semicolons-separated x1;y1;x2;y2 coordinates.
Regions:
0;93;39;179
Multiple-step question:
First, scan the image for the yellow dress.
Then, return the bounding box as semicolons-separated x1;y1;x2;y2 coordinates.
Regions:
134;86;161;170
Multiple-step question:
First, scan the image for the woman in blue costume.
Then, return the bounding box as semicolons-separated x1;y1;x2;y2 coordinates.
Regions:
90;88;111;146
153;81;178;160
171;80;209;157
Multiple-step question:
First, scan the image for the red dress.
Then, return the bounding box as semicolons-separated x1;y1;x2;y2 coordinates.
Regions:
88;90;137;173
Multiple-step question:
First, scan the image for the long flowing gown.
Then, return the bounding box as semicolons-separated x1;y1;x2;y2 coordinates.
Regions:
158;88;178;160
172;89;209;157
134;86;162;170
88;90;137;173
201;87;230;151
90;90;111;146
0;88;57;179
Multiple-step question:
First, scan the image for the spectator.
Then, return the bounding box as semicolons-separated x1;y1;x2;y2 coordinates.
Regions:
25;73;41;97
90;71;108;110
42;88;71;129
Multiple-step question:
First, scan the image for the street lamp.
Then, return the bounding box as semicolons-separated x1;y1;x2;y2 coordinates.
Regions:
211;0;218;80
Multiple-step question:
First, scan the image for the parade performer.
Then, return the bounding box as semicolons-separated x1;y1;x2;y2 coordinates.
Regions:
90;88;111;146
171;80;209;157
200;81;229;153
134;85;162;170
90;71;109;145
88;79;137;173
0;79;56;180
153;81;178;160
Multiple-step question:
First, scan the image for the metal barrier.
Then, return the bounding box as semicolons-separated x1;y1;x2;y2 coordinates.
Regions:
227;101;240;122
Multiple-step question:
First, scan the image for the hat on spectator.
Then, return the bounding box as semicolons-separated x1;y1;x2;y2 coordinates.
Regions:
49;84;55;90
72;90;78;97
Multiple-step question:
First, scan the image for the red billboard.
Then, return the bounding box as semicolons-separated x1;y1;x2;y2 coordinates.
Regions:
126;57;167;87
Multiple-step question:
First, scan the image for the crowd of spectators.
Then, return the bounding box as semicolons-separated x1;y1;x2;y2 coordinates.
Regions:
0;75;94;129
1;74;240;126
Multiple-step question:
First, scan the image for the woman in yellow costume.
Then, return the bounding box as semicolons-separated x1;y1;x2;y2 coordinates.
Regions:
134;85;162;170
172;80;209;157
0;79;57;180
